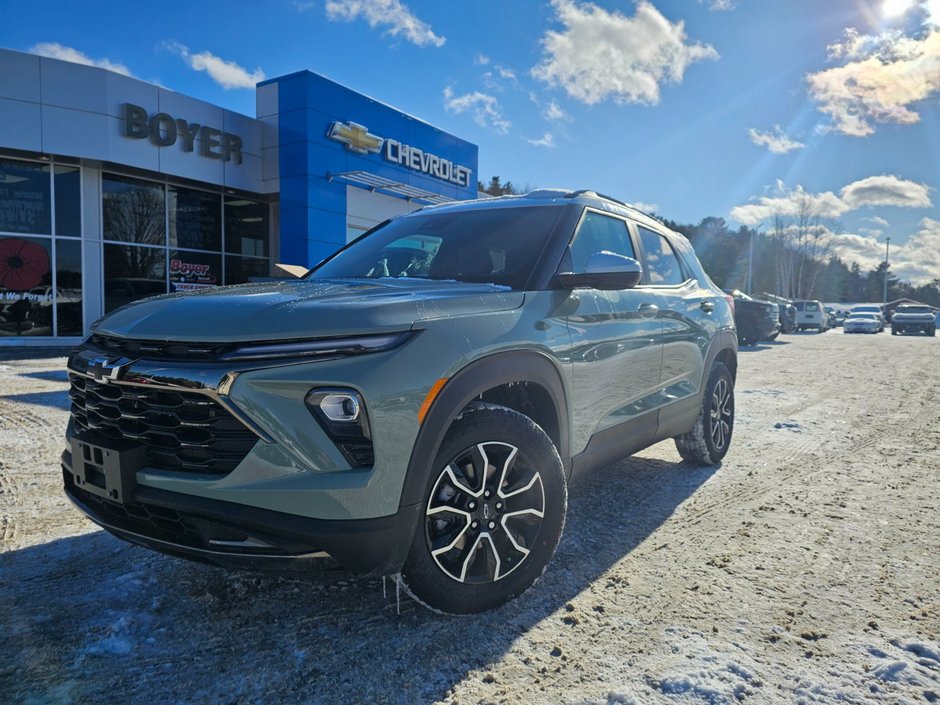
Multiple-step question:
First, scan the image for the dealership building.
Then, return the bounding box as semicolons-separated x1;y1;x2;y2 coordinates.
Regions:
0;47;478;344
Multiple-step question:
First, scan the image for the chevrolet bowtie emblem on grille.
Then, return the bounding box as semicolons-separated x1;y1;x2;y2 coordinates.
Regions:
327;121;384;155
88;357;128;384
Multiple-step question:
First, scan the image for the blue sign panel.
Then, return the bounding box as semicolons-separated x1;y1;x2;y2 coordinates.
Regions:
262;71;479;268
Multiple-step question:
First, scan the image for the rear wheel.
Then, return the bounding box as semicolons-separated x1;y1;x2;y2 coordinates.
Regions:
674;362;734;466
400;404;567;614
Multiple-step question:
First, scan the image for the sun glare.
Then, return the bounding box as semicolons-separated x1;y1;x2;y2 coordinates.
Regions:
882;0;916;18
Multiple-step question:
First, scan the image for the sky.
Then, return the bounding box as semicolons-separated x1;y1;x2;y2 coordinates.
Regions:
2;0;938;285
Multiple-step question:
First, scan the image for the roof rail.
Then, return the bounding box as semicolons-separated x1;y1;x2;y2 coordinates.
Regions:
562;189;629;208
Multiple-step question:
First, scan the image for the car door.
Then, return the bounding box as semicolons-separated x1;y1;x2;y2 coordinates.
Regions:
633;224;715;437
561;210;664;466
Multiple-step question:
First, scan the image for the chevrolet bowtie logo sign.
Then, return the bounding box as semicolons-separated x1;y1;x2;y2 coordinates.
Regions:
326;119;474;188
328;121;384;155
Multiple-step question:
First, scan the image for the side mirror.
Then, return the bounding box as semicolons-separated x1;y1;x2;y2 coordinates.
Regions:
556;251;643;291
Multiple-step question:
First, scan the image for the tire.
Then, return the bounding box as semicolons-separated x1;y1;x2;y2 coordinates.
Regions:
892;328;898;335
674;362;735;466
399;404;567;614
930;326;936;337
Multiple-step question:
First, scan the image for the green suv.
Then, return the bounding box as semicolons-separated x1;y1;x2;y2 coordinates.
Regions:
63;189;737;613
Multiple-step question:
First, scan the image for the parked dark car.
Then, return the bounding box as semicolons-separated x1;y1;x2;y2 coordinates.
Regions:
726;290;780;345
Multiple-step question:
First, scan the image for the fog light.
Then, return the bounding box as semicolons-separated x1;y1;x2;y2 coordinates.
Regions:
305;388;374;468
319;393;361;422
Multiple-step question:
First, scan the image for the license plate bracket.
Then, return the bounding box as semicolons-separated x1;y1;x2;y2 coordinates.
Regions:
70;434;145;504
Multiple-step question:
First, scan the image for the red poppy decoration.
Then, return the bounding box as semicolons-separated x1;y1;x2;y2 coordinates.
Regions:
0;237;51;292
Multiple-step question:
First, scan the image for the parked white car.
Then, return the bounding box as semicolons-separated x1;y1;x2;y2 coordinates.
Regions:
850;305;885;331
843;312;882;334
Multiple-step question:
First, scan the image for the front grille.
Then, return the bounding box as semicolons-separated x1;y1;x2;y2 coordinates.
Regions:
69;373;258;475
69;478;202;548
88;334;230;362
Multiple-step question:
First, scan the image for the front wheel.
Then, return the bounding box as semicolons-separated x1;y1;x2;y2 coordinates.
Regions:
400;404;567;614
674;362;735;466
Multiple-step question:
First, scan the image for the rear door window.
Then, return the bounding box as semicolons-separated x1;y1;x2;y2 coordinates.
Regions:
637;227;686;285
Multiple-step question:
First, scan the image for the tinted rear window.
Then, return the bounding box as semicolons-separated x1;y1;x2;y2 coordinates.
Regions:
310;206;564;290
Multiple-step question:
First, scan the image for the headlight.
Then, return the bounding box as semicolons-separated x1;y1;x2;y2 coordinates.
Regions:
219;332;412;361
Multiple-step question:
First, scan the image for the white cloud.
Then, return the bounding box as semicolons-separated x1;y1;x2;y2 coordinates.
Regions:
830;219;940;284
840;174;931;209
475;54;491;66
731;175;932;226
325;0;445;47
531;0;718;105
632;201;659;213
842;174;932;210
863;215;890;227
443;87;511;134
163;42;264;89
544;100;568;121
730;181;848;225
29;42;132;76
748;125;805;154
697;0;736;10
482;64;518;90
808;24;940;136
525;132;557;148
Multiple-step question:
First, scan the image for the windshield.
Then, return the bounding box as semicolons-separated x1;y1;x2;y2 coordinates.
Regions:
309;205;565;290
848;313;877;320
897;306;932;314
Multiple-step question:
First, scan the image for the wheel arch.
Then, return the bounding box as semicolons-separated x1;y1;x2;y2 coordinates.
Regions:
399;350;570;511
707;330;738;382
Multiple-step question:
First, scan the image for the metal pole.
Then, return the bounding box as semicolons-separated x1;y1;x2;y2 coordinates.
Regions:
882;237;891;304
746;228;754;295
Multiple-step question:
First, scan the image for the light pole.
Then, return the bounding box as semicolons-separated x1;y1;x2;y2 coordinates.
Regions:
882;237;891;304
746;221;765;296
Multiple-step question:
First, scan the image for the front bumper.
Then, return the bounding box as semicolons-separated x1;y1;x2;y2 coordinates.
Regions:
62;454;420;575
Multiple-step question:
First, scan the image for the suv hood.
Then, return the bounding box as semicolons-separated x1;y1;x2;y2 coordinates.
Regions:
92;278;523;343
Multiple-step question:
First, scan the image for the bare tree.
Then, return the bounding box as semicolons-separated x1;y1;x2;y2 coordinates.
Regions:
768;193;834;299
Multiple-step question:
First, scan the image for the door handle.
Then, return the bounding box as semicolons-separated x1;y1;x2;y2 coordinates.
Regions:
638;303;659;318
700;301;715;313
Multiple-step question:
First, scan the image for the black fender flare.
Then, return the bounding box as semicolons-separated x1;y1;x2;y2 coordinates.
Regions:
703;329;738;382
398;350;570;511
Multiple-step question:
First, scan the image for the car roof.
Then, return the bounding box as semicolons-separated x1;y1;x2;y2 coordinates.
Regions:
412;189;668;234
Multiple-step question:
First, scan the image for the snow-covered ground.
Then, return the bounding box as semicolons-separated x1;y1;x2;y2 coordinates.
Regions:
1;331;938;705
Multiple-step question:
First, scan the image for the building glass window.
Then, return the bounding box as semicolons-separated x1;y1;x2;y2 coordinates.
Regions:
170;250;221;292
104;243;166;313
168;185;222;251
225;255;269;285
0;235;53;336
55;239;83;336
103;173;166;246
54;165;82;237
225;198;269;257
0;158;51;235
